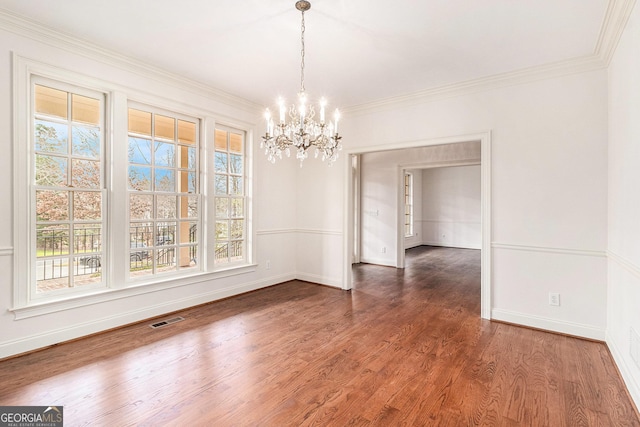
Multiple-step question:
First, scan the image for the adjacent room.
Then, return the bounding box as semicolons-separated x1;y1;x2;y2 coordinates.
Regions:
0;0;639;424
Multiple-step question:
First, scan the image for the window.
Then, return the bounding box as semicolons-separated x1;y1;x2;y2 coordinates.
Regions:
404;172;414;237
14;57;253;313
33;82;105;297
214;127;246;265
127;106;200;277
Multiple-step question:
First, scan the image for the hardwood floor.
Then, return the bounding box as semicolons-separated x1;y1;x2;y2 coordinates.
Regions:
1;246;638;426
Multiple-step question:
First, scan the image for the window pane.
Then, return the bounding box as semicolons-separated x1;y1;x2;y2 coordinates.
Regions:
179;246;197;269
74;224;101;253
155;169;175;192
130;194;153;220
230;219;243;239
230;154;242;175
36;155;67;187
72;126;100;158
178;120;196;145
179;196;198;219
156;222;176;245
230;241;243;261
35;85;67;119
128;109;151;135
214;129;227;150
129;137;152;164
71;159;101;189
130;223;153;246
189;172;196;193
36;190;69;221
37;224;70;257
231;198;243;218
216;197;229;218
37;258;69;292
157;195;176;219
130;247;154;276
73;191;101;220
155;141;175;167
128;166;151;191
183;221;198;244
230;176;243;195
215;243;228;262
214;175;227;195
229;133;243;153
155;114;175;140
35;120;68;154
215;152;228;173
156;248;176;271
73;256;102;286
76;255;101;276
178;146;189;169
216;221;229;240
177;171;196;194
72;94;100;125
187;147;196;169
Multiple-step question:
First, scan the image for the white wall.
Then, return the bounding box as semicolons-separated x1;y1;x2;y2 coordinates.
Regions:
0;20;299;358
359;142;481;267
296;66;609;340
607;1;640;408
421;165;481;249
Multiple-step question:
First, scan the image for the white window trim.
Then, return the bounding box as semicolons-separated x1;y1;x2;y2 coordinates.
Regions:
11;54;257;319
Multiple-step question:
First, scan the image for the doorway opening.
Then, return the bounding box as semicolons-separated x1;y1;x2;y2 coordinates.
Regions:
343;132;491;319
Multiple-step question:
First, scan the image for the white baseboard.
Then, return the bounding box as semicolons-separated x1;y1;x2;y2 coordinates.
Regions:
0;273;295;359
295;272;343;289
358;257;397;268
607;331;640;411
422;241;482;250
491;308;605;341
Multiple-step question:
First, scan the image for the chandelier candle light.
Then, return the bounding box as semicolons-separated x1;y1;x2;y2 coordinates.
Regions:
261;0;342;166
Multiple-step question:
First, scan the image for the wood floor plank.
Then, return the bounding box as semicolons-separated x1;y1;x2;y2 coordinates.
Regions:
0;246;638;426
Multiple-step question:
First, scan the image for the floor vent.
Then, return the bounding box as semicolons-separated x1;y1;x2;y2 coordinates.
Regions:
150;316;185;329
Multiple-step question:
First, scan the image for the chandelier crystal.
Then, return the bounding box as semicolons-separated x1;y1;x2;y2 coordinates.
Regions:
261;0;342;166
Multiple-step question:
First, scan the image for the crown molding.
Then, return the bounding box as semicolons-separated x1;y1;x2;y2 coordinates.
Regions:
594;0;637;65
0;8;262;113
344;0;636;116
343;55;606;116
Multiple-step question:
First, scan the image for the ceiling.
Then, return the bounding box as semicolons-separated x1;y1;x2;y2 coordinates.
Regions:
0;0;610;109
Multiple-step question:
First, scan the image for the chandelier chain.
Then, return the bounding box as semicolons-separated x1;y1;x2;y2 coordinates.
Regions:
300;9;306;92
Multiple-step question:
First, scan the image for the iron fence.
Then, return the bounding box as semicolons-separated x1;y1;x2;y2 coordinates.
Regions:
37;224;198;279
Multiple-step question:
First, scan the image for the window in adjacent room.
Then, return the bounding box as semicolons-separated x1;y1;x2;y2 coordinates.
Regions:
404;171;414;237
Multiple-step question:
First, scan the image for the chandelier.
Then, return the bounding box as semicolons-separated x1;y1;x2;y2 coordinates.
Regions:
261;0;342;166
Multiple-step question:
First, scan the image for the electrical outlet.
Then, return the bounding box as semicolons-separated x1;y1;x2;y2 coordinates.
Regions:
266;260;271;270
381;247;386;254
549;292;560;306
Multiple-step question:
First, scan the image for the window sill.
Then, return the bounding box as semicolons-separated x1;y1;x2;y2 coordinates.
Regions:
11;263;258;320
